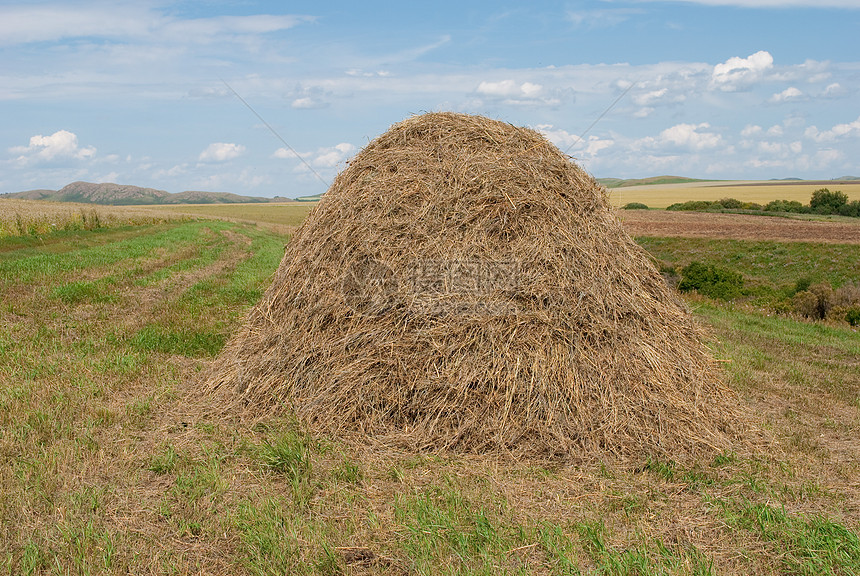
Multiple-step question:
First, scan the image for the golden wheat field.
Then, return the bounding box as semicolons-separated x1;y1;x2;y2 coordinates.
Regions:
605;181;860;209
0;199;179;237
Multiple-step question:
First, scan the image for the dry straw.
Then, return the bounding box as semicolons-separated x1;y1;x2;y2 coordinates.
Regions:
206;112;752;463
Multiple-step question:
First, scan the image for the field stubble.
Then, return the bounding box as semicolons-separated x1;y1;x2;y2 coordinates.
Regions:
0;203;858;574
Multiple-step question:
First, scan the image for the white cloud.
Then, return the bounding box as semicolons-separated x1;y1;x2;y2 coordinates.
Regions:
313;143;356;167
199;142;246;162
536;124;614;158
0;5;310;46
823;83;847;97
656;123;722;150
272;148;299;160
477;80;543;98
741;124;762;137
288;85;331;109
274;142;356;168
766;125;784;136
805;115;860;142
9;130;96;164
633;88;668;106
292;97;321;109
711;50;773;91
769;86;803;103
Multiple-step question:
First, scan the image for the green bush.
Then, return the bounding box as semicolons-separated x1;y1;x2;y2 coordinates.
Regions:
678;261;745;300
810;188;848;215
666;200;715;212
718;198;743;209
837;200;860;218
793;277;813;295
741;202;763;211
622;202;649;210
765;199;806;213
846;307;860;326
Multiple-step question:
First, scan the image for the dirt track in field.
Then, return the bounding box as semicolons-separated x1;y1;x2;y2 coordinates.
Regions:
619;210;860;244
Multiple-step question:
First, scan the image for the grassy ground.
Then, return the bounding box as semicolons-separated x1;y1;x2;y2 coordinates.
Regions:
606;182;860;209
146;203;315;234
1;216;859;574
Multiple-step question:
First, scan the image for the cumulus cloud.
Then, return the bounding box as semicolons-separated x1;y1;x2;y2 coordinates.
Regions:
711;50;773;91
769;86;803;103
289;85;330;109
633;88;668;106
9;130;96;164
741;124;762;137
477;80;543;98
199;142;245;162
536;124;614;157
805;115;860;142
766;125;784;136
823;83;847;97
274;142;356;168
313;143;356;167
656;123;722;150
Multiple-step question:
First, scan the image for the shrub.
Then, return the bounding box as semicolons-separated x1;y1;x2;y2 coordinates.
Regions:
808;282;834;318
793;282;834;320
793;277;813;295
810;188;848;215
837;200;860;218
678;261;744;300
834;282;860;307
666;200;715;212
792;290;820;319
846;307;860;327
765;199;805;213
622;202;649;210
718;198;743;209
741;202;763;211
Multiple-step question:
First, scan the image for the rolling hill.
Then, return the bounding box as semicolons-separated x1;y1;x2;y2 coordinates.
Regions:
0;181;289;205
597;175;713;188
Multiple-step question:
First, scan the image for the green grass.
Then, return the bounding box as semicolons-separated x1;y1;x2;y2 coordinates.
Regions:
637;237;860;292
148;203;315;228
2;218;859;574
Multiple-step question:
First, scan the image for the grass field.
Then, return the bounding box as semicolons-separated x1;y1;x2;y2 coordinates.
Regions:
605;181;860;209
1;204;859;574
147;203;315;234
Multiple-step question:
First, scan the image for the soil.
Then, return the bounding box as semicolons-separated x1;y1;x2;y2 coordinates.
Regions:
618;210;860;244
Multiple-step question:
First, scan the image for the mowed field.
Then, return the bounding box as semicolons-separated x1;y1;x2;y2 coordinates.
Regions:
605;180;860;209
1;199;859;575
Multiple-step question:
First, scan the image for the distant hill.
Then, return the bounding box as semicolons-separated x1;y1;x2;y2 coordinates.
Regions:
598;175;711;188
294;193;324;202
0;181;288;205
835;175;860;181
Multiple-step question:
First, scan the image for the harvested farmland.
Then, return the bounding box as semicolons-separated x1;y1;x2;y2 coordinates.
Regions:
206;112;753;462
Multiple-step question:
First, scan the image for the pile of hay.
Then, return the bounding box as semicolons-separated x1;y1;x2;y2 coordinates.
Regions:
207;112;748;462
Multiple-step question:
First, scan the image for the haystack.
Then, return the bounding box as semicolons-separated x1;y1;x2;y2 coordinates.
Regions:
207;112;747;462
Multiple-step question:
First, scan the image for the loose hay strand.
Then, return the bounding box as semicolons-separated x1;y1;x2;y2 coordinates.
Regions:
204;112;757;464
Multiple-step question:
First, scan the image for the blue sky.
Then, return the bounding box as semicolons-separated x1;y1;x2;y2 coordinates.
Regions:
2;0;859;198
